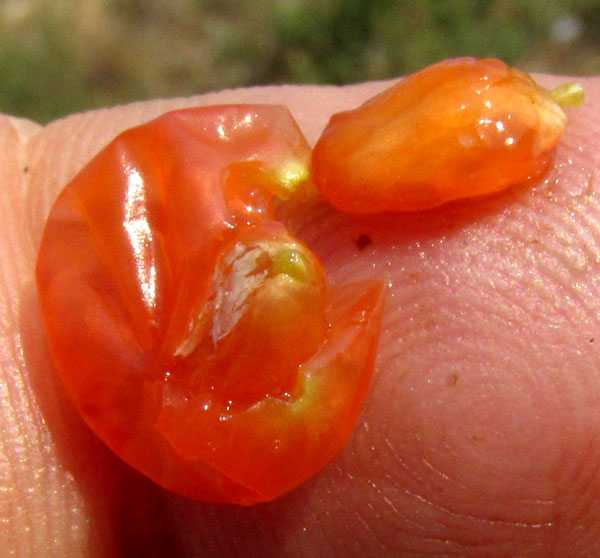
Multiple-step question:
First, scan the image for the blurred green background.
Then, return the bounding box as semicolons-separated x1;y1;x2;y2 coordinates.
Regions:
1;0;599;123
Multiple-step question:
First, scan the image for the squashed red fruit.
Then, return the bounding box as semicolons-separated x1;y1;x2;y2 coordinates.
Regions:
36;105;384;505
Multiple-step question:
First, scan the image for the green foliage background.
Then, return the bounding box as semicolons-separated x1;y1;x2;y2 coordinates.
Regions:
1;0;599;123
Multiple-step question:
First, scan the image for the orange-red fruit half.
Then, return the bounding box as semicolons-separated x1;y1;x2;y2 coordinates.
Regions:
312;57;582;213
36;105;384;505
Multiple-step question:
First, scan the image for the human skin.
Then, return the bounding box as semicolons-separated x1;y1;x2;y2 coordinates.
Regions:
2;75;600;557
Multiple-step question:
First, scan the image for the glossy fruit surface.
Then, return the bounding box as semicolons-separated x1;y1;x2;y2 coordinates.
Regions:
312;57;574;213
36;105;384;504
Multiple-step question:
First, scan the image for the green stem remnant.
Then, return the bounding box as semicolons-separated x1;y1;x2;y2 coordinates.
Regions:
551;82;585;108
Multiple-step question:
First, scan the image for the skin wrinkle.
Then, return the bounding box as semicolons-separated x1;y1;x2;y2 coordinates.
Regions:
0;120;43;555
19;290;121;558
342;425;469;554
505;184;600;416
382;414;544;530
361;477;546;557
550;431;600;556
360;428;552;555
449;241;591;370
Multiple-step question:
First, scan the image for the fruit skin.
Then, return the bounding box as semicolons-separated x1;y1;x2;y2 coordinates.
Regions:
36;105;384;505
312;57;568;213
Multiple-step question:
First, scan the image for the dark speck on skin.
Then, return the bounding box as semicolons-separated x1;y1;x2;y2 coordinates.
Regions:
355;234;373;251
23;166;29;173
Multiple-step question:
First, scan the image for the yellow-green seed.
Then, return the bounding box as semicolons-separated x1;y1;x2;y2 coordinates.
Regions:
272;248;309;282
273;161;310;200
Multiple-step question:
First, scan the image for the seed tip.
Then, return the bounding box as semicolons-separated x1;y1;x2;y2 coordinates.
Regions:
274;161;310;200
